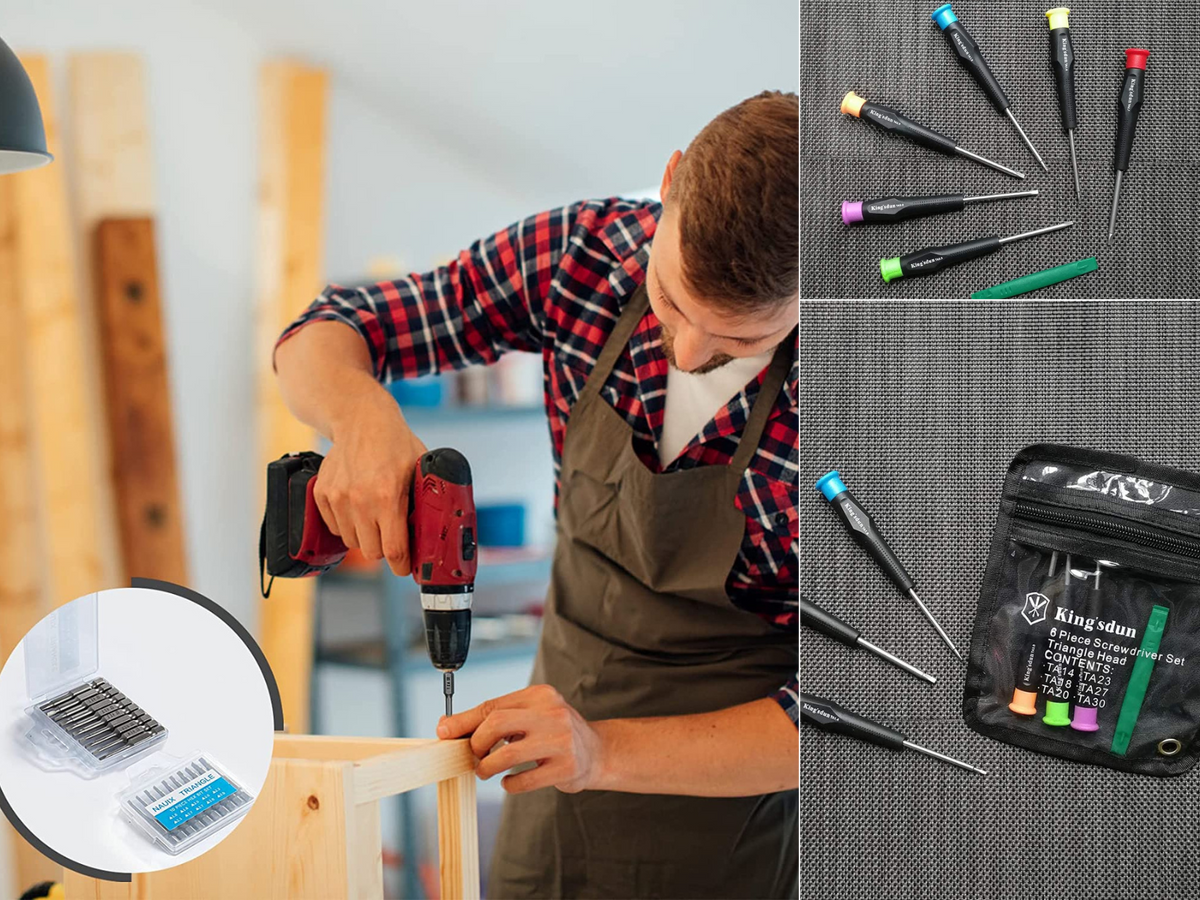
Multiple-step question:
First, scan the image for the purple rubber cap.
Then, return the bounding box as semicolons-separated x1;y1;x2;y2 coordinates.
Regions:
1070;706;1099;732
841;201;864;225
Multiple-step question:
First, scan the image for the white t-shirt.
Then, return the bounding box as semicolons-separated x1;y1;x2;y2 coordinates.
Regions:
658;349;775;468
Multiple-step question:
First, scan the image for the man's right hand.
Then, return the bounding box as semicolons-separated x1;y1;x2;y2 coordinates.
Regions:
313;389;428;576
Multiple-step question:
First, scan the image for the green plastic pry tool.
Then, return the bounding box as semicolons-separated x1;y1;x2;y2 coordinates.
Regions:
1111;605;1169;756
970;257;1098;299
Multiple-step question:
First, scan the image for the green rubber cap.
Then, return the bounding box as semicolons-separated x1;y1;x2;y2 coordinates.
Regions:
1043;699;1072;726
971;257;1098;298
880;256;903;283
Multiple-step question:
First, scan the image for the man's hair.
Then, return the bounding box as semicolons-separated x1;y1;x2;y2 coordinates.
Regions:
667;90;798;310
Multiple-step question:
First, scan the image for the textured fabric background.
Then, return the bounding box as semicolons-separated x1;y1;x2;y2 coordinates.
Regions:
799;2;1200;299
799;302;1200;899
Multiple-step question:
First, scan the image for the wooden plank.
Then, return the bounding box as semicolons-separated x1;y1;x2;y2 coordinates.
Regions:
69;54;182;592
0;160;59;900
11;55;110;606
273;733;430;761
437;771;481;900
93;218;188;582
352;739;476;804
348;800;384;900
60;872;142;899
255;62;328;735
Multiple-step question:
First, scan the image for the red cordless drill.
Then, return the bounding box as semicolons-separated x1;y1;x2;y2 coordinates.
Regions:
260;447;478;714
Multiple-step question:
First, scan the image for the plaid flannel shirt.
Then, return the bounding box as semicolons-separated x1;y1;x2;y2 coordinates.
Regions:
277;198;799;724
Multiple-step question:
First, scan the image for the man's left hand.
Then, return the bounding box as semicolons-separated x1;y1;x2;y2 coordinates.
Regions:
437;684;606;794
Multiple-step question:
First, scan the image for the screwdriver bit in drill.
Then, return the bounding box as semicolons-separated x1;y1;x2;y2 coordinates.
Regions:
931;4;1047;170
1046;8;1081;198
800;597;937;684
1109;48;1149;242
841;190;1038;226
840;91;1025;179
815;471;961;659
879;221;1074;283
801;693;988;775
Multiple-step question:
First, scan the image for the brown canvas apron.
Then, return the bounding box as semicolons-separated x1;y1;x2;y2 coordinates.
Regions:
488;285;798;900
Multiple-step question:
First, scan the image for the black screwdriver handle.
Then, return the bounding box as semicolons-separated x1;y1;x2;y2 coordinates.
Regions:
1114;67;1146;173
799;597;860;647
898;235;1002;280
1049;28;1078;131
799;693;907;751
859;195;965;224
859;101;959;157
939;21;1011;114
825;490;916;594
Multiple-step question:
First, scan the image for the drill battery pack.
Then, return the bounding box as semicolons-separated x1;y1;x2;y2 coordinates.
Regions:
260;451;348;596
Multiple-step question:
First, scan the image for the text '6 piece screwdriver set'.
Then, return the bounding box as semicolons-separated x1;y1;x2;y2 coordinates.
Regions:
838;4;1149;296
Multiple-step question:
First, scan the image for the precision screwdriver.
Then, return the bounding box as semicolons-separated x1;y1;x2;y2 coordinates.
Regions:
880;221;1074;283
814;471;961;660
840;91;1024;179
800;597;936;684
801;693;988;775
931;4;1047;170
1046;8;1081;199
1108;48;1149;242
841;189;1038;226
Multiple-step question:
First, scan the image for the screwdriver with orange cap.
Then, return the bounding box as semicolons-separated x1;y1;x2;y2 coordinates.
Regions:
840;91;1024;179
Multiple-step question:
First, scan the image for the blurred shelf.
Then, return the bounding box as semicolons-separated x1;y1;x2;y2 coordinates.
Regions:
316;632;541;672
399;404;543;424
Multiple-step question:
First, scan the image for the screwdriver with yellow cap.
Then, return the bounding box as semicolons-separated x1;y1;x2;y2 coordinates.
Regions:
840;91;1025;179
1046;8;1081;199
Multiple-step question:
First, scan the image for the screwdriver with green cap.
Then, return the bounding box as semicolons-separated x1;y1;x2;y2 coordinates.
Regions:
1046;8;1081;199
880;222;1074;284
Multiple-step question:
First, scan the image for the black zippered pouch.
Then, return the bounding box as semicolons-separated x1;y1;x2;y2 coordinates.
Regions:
964;444;1200;776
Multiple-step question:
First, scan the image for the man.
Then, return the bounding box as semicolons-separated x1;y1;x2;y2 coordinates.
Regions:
274;90;798;899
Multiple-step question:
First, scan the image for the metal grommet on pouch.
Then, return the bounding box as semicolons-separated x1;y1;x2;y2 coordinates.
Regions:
1157;738;1182;757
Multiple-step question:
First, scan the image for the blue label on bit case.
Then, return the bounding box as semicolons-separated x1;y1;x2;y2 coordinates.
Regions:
146;771;237;831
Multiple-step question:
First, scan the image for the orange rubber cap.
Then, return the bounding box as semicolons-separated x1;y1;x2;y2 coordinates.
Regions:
1009;688;1038;716
841;91;867;118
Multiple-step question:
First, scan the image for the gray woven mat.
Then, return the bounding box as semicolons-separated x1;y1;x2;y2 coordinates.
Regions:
799;1;1200;299
799;302;1200;900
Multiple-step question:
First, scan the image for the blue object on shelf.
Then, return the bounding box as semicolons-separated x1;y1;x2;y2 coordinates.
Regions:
476;504;526;547
388;376;443;408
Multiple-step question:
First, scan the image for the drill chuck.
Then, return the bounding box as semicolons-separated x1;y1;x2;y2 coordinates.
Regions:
422;605;472;671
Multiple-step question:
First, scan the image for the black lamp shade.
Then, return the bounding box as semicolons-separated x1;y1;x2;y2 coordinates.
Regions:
0;34;52;174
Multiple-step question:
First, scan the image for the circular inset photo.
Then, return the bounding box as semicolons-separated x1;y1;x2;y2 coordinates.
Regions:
0;585;276;873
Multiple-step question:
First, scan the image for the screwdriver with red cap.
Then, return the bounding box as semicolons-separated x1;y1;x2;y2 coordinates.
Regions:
1109;48;1150;241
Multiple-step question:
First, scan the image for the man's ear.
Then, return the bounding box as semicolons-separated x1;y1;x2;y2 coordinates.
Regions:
659;150;683;201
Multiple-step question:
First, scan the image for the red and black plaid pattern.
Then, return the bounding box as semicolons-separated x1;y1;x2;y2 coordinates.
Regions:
277;198;799;723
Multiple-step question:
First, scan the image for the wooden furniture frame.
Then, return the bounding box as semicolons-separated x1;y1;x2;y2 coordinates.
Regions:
63;735;480;900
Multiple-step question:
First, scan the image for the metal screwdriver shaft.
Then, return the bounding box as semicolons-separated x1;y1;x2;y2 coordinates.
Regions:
1045;8;1082;198
1109;48;1149;241
801;694;988;775
444;671;454;717
881;221;1074;284
800;598;936;684
840;92;1024;179
932;4;1047;170
815;472;962;660
841;190;1038;226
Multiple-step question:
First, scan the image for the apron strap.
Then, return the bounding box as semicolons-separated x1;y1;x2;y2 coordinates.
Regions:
581;284;650;400
729;328;795;474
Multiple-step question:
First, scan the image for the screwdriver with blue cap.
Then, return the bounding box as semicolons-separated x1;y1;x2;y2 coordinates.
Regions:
815;470;962;660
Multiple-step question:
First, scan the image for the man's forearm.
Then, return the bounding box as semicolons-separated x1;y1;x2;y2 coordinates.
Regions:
591;697;798;797
274;321;393;440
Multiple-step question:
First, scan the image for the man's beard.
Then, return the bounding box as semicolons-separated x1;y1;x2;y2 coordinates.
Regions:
660;322;734;374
